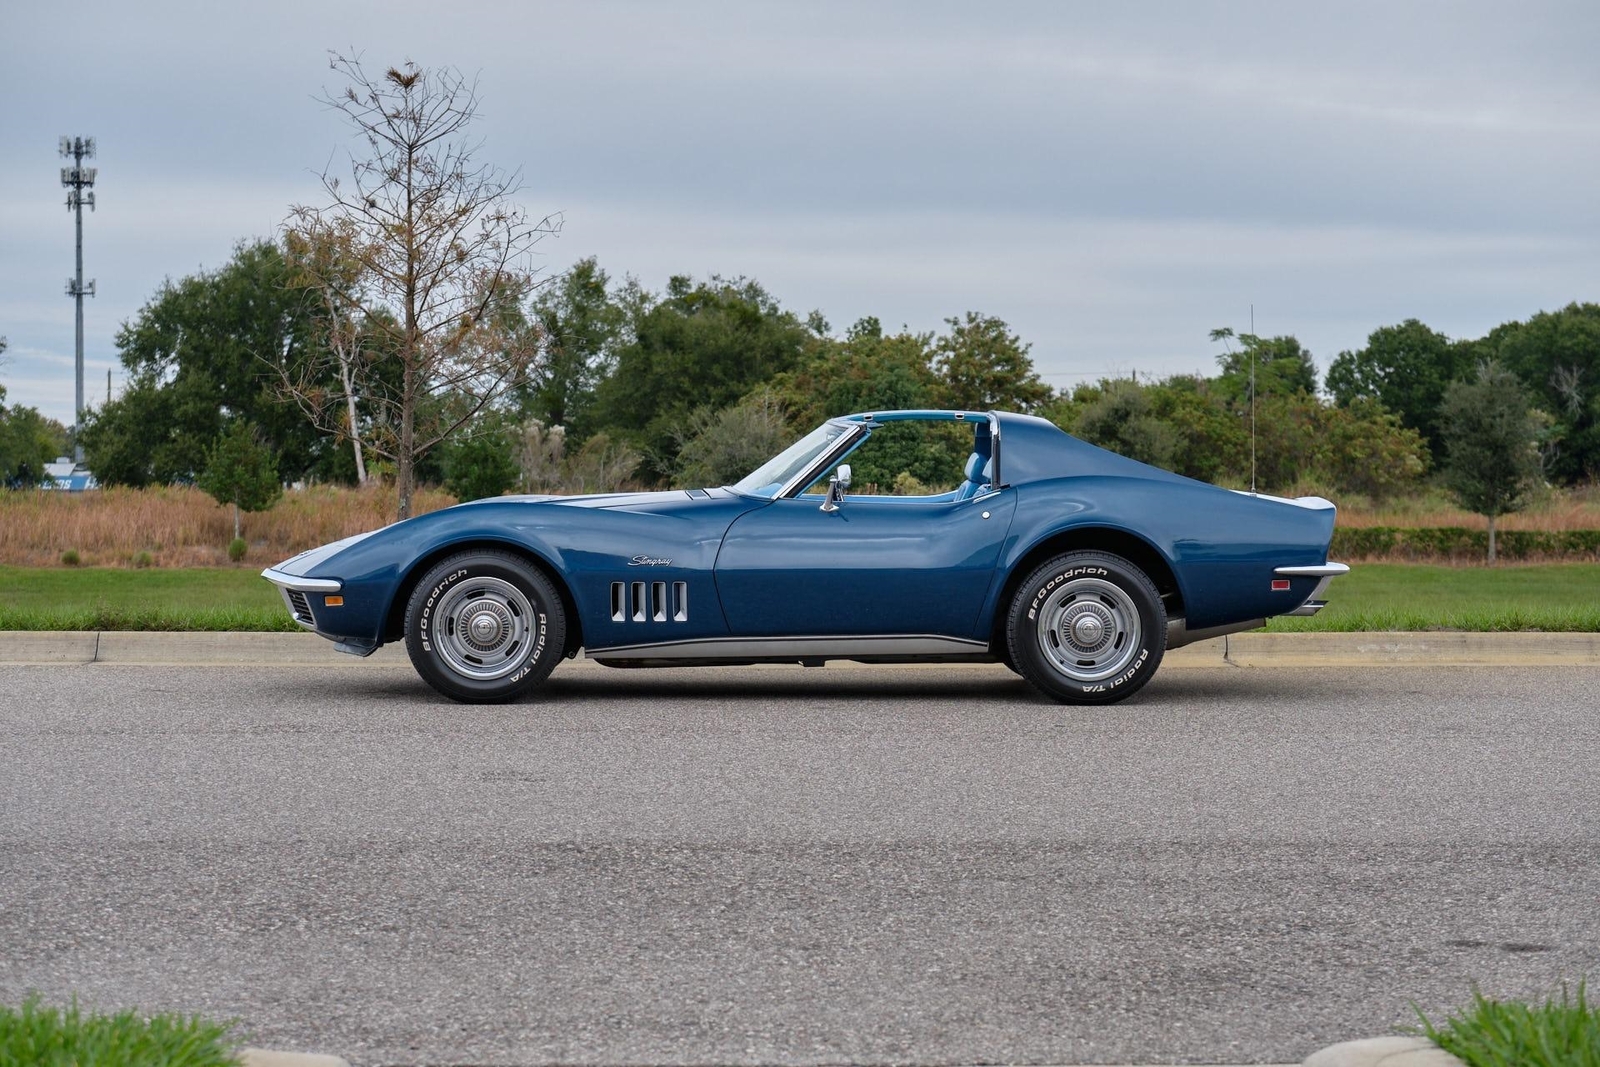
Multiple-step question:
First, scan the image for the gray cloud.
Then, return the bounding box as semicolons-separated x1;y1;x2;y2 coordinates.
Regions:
2;0;1596;423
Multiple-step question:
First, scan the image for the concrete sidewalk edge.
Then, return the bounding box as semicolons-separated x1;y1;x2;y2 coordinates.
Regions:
1305;1034;1464;1066
239;1048;351;1067
3;628;1599;667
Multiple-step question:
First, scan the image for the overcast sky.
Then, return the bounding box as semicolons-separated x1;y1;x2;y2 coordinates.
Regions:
2;0;1597;427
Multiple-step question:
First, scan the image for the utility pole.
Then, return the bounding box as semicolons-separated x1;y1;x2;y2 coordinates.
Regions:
60;135;97;463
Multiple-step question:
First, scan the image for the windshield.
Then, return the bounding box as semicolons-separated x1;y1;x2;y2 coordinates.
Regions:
731;420;857;498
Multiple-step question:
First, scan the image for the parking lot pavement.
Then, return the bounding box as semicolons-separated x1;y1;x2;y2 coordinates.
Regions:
1;662;1597;1066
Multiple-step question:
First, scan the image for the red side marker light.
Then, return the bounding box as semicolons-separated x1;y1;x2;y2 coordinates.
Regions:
1271;579;1291;591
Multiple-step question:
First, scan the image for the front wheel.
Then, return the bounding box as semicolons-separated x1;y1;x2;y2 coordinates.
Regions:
1006;551;1166;705
404;550;566;703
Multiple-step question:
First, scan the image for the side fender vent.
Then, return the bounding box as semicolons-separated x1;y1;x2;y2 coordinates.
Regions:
612;581;688;624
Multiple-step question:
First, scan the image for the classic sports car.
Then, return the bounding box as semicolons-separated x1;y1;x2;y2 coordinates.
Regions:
264;410;1347;705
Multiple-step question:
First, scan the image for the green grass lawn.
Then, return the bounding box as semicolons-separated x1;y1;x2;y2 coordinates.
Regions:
1266;562;1600;632
1;561;1598;633
0;565;297;631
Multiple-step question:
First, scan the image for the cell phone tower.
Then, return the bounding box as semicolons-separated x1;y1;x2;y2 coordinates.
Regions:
60;135;97;463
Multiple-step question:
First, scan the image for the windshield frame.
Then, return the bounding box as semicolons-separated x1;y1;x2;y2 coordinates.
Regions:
729;418;867;499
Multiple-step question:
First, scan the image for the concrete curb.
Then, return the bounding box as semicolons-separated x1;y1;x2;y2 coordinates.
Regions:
3;629;1600;667
239;1049;351;1067
1188;630;1600;667
1304;1035;1464;1066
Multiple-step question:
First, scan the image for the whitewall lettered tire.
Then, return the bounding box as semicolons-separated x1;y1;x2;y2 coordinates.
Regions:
1006;550;1166;705
403;549;566;703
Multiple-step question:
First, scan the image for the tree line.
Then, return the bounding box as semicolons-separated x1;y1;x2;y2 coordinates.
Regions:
4;54;1589;563
60;230;1587;524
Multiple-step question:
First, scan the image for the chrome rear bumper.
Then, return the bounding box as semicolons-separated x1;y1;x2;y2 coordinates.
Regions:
1275;562;1349;617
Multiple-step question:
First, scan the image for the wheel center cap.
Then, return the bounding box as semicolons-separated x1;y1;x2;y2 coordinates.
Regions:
469;611;503;644
1070;614;1105;646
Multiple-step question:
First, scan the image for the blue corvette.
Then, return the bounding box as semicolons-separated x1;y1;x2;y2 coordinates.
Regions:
263;410;1347;704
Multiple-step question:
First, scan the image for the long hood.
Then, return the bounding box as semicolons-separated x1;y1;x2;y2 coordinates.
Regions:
458;488;736;511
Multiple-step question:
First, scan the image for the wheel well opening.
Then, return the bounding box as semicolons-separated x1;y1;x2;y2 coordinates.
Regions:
384;541;584;657
990;527;1184;652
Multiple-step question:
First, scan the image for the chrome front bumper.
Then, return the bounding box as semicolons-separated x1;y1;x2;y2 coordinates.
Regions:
261;567;343;631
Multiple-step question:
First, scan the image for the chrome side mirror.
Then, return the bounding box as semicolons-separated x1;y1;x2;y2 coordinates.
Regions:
820;464;851;513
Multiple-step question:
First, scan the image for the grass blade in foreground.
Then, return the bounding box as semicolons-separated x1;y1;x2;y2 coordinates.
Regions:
1415;982;1599;1067
0;996;241;1067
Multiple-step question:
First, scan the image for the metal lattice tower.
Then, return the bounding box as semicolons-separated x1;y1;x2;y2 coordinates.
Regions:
60;135;97;463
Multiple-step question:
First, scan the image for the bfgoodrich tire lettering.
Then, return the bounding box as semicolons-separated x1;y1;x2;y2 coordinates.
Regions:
1006;550;1166;705
404;549;566;703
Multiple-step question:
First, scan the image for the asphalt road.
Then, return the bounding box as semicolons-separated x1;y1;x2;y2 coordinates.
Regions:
1;661;1597;1067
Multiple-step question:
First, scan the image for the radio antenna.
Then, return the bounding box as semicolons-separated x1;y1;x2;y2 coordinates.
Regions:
1249;304;1257;495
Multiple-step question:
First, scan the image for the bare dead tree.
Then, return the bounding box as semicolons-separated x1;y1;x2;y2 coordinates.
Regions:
1551;363;1586;418
284;51;559;518
279;229;372;483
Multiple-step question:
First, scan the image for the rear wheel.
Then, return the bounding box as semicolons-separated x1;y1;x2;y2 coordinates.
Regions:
1006;550;1166;704
404;550;566;703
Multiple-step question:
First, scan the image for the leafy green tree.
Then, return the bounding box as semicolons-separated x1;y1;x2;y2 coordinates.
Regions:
80;373;227;487
674;392;794;488
1305;396;1430;500
589;275;814;479
1064;379;1182;471
82;240;332;486
773;317;940;426
1049;372;1425;500
1474;303;1600;484
0;388;64;489
521;257;623;432
197;421;283;540
1046;375;1247;484
441;414;522;502
1141;377;1249;484
1325;319;1470;459
1439;362;1544;563
775;317;983;488
831;421;971;492
932;312;1051;411
1210;328;1319;404
1;337;57;487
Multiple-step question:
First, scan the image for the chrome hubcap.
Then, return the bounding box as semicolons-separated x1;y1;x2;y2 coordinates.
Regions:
1036;576;1142;683
466;606;507;647
433;577;537;681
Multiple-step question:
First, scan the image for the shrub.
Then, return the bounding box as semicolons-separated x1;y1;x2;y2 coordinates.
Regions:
133;551;154;569
442;417;521;502
1330;526;1600;561
675;393;793;488
60;549;80;566
227;537;247;563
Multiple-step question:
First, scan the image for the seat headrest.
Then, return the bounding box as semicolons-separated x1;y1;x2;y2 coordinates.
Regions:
963;452;988;483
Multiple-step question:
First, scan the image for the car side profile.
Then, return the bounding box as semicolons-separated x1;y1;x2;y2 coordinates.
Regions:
263;410;1347;705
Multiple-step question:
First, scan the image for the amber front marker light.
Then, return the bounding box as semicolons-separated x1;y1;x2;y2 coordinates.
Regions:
324;595;345;607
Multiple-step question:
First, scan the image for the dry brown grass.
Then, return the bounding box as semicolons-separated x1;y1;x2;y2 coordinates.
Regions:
0;484;457;567
1334;484;1600;531
7;481;1600;569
